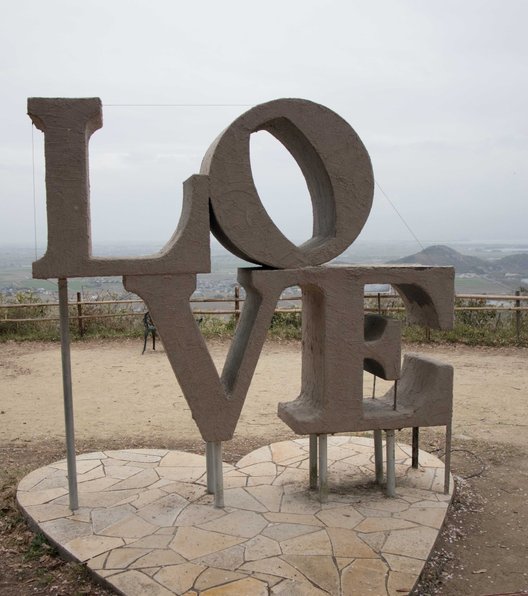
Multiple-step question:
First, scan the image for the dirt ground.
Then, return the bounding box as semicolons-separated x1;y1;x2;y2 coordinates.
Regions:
1;338;528;595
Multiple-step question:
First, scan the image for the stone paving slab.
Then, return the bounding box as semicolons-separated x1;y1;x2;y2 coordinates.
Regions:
17;438;453;595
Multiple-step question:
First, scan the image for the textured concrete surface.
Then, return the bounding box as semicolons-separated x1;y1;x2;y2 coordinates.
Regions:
28;99;210;278
27;96;454;451
18;437;452;595
125;266;453;442
201;98;374;268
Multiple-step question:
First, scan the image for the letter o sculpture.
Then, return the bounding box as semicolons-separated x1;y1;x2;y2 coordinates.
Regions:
200;98;374;269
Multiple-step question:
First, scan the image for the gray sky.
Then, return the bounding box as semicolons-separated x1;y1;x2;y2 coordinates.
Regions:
1;0;526;254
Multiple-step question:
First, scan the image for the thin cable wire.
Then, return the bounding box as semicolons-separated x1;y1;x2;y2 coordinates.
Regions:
31;124;38;261
376;179;513;291
375;180;425;252
103;103;253;107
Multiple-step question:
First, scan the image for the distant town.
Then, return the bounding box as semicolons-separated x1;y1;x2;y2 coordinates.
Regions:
1;241;527;302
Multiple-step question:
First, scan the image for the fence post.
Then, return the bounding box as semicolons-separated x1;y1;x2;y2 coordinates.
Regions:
234;285;240;323
76;292;84;338
515;290;521;342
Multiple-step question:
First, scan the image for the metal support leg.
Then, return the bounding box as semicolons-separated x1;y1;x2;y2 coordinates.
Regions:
444;422;452;494
213;441;224;508
385;430;396;498
318;434;328;503
412;427;419;469
58;278;78;512
374;429;384;485
309;434;318;489
206;441;215;494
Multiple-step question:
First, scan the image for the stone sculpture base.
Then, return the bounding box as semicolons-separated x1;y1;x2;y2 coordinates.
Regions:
17;437;452;595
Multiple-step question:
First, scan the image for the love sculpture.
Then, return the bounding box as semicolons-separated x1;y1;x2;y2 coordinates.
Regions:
28;98;454;509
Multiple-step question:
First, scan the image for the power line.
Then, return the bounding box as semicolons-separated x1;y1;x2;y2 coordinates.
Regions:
103;103;253;107
375;180;425;252
375;179;513;291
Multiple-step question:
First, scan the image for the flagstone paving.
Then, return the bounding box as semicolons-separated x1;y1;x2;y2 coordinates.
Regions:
17;437;452;595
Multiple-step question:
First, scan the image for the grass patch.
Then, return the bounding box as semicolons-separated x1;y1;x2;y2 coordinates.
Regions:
24;532;57;561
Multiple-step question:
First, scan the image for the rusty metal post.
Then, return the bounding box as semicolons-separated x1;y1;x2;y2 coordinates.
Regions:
309;434;318;489
76;292;84;338
234;285;240;323
318;434;328;503
374;429;384;484
412;427;419;468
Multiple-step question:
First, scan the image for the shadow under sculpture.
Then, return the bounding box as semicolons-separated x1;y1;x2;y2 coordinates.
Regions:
28;96;454;510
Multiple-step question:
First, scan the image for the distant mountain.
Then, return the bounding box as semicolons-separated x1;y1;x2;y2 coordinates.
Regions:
495;253;528;274
390;244;528;278
390;245;499;274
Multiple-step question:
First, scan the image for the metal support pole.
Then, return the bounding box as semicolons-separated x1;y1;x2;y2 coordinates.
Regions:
318;434;328;503
385;430;396;498
374;429;384;484
309;434;318;489
58;278;78;512
213;441;224;508
412;427;419;469
444;422;452;494
373;365;384;484
515;290;521;342
206;441;215;494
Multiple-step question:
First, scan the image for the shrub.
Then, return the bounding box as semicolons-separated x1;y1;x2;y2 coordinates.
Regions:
269;311;302;340
0;292;526;346
0;291;59;340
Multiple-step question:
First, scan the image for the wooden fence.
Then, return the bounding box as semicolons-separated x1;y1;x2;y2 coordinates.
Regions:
1;290;527;340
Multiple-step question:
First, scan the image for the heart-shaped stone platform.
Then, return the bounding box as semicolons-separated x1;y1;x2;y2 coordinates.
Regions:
17;436;452;595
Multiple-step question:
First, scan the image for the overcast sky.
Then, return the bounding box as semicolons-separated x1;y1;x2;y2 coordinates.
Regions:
1;0;526;256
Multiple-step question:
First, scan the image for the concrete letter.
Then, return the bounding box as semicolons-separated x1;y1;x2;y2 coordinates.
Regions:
28;98;210;278
124;270;283;442
273;265;454;435
201;99;374;268
127;265;452;441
